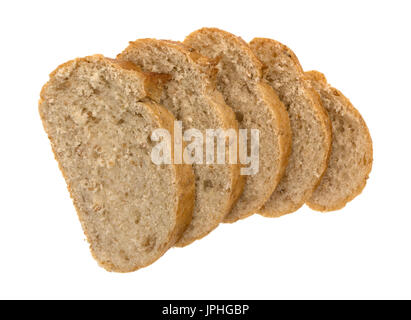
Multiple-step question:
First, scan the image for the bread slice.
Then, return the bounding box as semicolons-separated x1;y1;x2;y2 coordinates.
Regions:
39;55;195;272
118;40;244;246
305;71;373;211
184;28;292;222
250;38;332;217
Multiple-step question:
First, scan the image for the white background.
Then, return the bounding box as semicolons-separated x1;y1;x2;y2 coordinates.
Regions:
0;0;410;300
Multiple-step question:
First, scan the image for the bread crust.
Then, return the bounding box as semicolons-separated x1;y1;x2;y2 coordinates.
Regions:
305;71;373;212
118;40;245;246
250;38;332;217
184;28;292;223
39;55;195;272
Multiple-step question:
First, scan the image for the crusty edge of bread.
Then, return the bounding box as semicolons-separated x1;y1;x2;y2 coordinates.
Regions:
141;100;195;249
184;27;264;77
39;55;195;272
250;38;332;217
305;70;373;212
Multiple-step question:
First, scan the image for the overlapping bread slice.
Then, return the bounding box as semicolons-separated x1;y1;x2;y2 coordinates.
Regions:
184;28;291;222
305;71;373;211
118;40;244;246
250;38;332;217
39;55;195;272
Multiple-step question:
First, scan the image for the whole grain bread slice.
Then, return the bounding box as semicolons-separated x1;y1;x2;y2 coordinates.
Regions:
184;28;292;222
250;38;332;217
39;55;195;272
305;71;373;211
118;40;244;246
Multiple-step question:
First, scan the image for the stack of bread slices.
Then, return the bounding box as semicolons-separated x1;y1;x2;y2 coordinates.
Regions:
39;28;373;272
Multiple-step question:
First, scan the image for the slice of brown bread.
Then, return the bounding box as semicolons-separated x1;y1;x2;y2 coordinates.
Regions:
305;71;373;211
39;55;195;272
118;40;244;246
250;38;332;217
184;28;292;222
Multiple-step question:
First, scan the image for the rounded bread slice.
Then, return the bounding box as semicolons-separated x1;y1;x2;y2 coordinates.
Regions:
39;55;195;271
305;70;373;211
